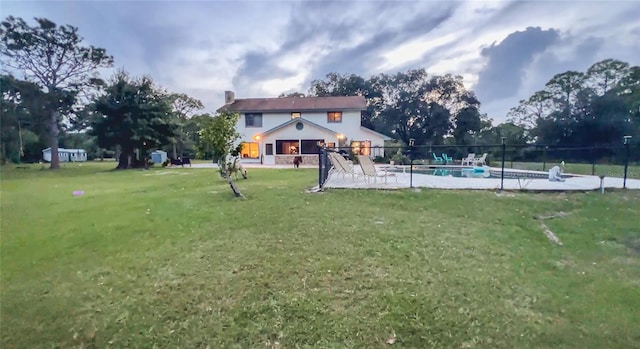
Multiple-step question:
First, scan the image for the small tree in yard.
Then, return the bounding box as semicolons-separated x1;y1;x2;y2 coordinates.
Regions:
0;16;113;169
198;111;245;198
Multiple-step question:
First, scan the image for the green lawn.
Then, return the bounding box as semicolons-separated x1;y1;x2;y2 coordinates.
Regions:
1;163;639;348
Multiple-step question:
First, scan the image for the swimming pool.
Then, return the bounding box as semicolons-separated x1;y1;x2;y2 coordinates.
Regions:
388;166;575;179
387;166;493;178
416;168;492;178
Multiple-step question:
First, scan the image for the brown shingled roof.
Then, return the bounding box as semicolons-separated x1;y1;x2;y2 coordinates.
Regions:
216;95;366;113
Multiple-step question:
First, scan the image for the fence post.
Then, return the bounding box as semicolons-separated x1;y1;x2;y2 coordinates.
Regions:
318;146;323;188
591;147;596;176
623;136;632;189
501;137;506;191
408;139;415;188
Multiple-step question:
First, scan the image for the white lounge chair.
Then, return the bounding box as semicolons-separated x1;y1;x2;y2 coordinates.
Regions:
357;155;397;184
473;153;487;166
328;152;360;181
461;153;475;166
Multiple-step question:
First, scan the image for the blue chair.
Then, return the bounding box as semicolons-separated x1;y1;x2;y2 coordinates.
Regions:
432;153;444;164
442;153;453;164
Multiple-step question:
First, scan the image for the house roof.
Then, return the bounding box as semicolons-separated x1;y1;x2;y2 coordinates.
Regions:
217;95;366;113
260;117;339;137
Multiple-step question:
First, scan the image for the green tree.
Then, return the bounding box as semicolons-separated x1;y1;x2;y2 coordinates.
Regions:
308;72;383;129
585;58;630;95
168;93;204;159
544;71;586;119
90;70;178;169
197;111;244;198
0;16;113;168
453;106;482;145
0;74;51;163
507;90;553;130
508;58;639;159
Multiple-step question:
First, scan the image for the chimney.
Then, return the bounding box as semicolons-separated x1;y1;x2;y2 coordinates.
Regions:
224;91;235;104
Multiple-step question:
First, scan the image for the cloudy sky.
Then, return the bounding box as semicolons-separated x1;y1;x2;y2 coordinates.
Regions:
2;0;639;121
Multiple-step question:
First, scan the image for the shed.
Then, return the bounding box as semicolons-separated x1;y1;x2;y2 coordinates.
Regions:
151;150;168;164
42;148;88;162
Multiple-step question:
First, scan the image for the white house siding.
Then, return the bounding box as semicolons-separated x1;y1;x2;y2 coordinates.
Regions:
261;122;340;165
235;110;361;140
234;110;387;165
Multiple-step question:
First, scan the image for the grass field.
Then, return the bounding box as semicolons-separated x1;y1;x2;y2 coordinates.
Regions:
1;163;639;348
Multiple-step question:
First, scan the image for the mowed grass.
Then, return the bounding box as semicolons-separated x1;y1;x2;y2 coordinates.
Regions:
1;163;639;348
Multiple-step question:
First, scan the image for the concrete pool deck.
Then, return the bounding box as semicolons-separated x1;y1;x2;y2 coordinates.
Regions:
169;163;640;191
322;166;640;191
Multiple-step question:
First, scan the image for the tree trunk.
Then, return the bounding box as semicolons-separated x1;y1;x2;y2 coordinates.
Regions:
49;110;60;169
173;143;177;160
116;150;134;169
218;159;244;198
224;171;244;198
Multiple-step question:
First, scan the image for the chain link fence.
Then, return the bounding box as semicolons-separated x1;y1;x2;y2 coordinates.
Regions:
318;142;639;189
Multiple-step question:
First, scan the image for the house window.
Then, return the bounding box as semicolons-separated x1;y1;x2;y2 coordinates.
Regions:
276;140;300;154
351;140;371;156
327;111;342;122
245;113;262;127
327;111;342;123
241;142;259;159
291;112;301;119
301;139;324;154
265;143;273;155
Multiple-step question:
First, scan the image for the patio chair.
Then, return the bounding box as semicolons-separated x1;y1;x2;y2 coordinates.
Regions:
472;153;487;166
461;153;475;166
432;153;444;164
442;153;453;164
357;155;397;184
329;152;361;181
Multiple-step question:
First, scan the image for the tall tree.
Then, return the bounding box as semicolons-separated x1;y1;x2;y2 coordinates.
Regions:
585;59;630;95
507;90;553;130
1;16;112;168
90;70;178;169
544;71;585;119
453;106;482;145
423;73;480;116
308;72;383;129
370;69;455;145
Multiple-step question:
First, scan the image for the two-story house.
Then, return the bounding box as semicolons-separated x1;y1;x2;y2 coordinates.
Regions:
216;91;391;165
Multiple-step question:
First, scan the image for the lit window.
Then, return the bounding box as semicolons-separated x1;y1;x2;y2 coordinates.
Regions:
241;142;259;159
351;140;371;156
276;140;300;154
291;112;301;119
327;111;342;123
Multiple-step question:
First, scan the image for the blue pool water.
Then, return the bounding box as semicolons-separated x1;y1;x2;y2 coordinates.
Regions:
418;168;493;178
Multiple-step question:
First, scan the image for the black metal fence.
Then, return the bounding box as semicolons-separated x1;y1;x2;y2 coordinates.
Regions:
318;141;640;189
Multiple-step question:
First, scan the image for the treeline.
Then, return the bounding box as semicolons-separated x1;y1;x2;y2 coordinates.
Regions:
285;58;639;162
0;16;216;168
2;16;638;168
